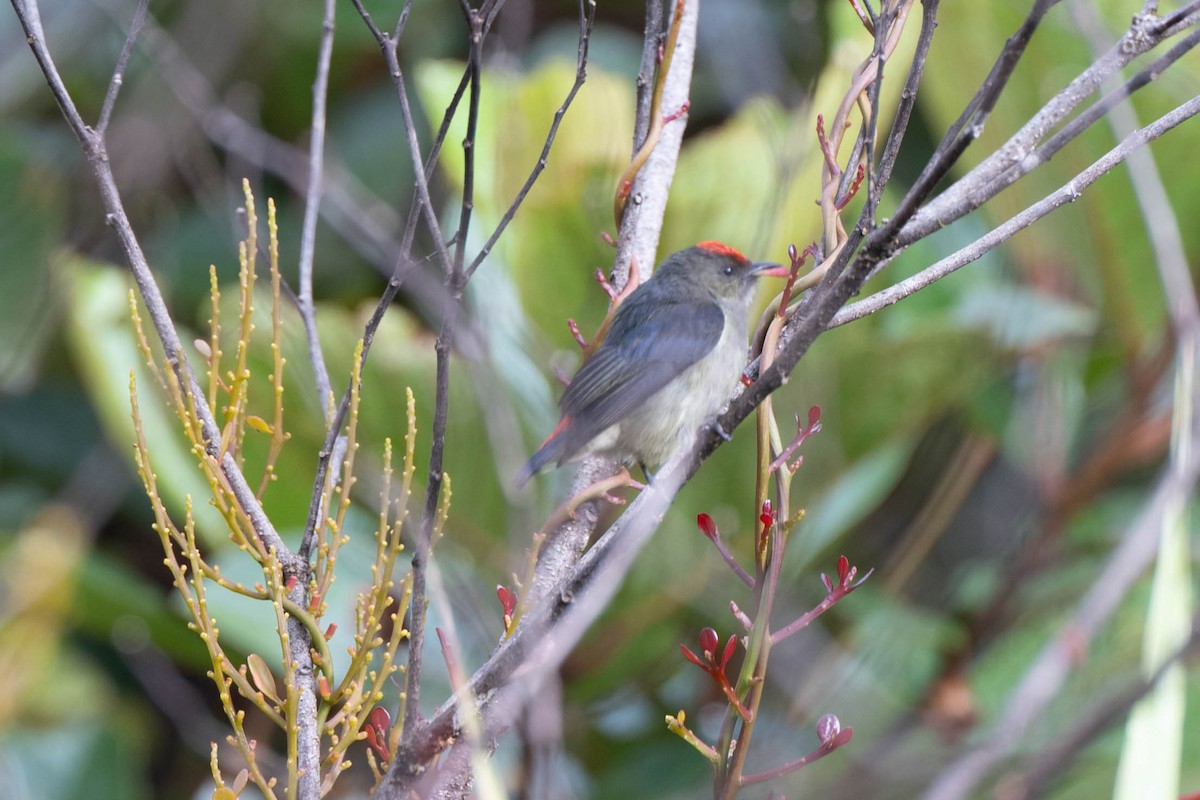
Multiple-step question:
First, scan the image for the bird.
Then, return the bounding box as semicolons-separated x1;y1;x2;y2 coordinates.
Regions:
517;241;784;486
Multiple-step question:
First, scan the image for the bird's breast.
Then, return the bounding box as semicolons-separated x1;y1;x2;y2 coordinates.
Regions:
612;309;747;466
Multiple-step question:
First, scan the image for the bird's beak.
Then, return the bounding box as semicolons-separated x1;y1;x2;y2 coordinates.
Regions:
750;261;790;278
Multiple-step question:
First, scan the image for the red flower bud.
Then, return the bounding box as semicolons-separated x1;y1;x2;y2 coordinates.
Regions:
699;627;719;658
759;499;775;528
816;713;841;745
696;513;718;540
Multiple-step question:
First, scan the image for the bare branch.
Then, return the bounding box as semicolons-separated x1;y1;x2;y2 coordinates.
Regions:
614;0;699;285
304;0;458;563
897;2;1200;247
296;0;338;428
404;0;485;750
382;1;704;792
874;0;1062;243
873;0;938;199
11;2;322;797
1071;0;1199;337
96;0;147;137
384;454;694;798
526;0;700;609
11;0;289;565
832;94;1200;328
947;25;1200;234
466;0;596;278
349;0;454;276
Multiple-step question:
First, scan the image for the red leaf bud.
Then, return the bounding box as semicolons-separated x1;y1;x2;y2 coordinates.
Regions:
680;644;706;669
496;585;517;618
721;635;738;670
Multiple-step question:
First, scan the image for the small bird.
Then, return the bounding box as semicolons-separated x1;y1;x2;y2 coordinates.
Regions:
517;241;785;486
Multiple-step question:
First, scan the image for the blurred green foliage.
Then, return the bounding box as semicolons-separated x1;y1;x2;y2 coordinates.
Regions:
1;0;1199;798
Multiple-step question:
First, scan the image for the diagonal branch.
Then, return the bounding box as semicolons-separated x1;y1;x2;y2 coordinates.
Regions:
295;0;338;431
465;0;596;278
10;0;289;565
95;0;147;137
873;0;1063;245
10;2;323;798
896;1;1200;247
831;95;1200;328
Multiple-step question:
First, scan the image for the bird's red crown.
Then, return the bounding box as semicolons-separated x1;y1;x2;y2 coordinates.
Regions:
697;240;748;263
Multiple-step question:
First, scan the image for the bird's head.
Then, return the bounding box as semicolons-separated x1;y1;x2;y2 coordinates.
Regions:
656;241;787;304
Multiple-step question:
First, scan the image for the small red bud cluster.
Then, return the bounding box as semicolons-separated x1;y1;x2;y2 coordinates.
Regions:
680;627;750;720
678;425;869;791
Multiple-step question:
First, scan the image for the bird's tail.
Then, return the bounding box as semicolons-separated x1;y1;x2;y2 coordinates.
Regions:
514;449;549;489
514;417;572;488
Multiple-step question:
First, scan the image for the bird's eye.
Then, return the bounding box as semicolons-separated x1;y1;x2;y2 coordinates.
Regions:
722;265;734;276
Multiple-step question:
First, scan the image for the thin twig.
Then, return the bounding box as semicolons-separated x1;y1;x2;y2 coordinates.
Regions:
873;0;938;200
305;0;458;561
1073;3;1200;339
871;0;1061;248
349;0;454;275
401;66;470;258
403;0;484;746
832;95;1200;328
96;0;147;137
296;0;338;429
11;0;290;572
897;2;1199;247
466;0;595;278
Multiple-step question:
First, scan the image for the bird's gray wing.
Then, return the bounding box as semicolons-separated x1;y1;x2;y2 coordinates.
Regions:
555;298;724;454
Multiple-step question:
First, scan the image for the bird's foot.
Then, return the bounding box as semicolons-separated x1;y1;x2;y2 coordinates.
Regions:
712;421;733;442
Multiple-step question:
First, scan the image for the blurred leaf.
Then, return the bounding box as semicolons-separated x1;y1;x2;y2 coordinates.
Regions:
955;285;1097;350
667;96;811;256
0;721;151;800
74;553;210;670
790;437;915;572
1113;359;1194;800
63;257;227;544
0;141;65;392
